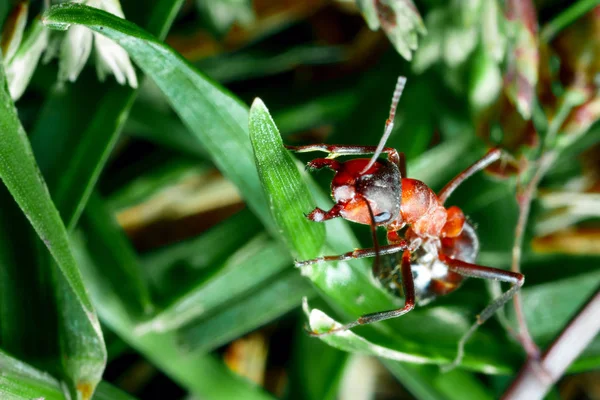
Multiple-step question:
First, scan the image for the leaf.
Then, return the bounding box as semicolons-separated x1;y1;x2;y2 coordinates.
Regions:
0;42;101;352
0;185;59;367
138;235;291;333
510;268;600;346
178;269;315;352
249;98;325;260
0;349;66;400
42;2;275;234
94;382;138;400
80;191;153;320
246;98;518;371
383;361;495;400
286;301;349;400
356;0;426;61
32;0;184;230
71;231;275;400
140;209;262;301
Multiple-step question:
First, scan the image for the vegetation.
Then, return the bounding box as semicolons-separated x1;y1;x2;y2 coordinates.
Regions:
0;0;598;399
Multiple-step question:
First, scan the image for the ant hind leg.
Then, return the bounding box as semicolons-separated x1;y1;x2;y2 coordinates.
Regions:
308;250;416;336
438;254;524;372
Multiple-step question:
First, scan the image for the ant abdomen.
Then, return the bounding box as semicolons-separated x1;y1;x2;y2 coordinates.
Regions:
330;158;401;226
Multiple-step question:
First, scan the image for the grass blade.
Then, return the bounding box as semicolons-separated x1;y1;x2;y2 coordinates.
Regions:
139;235;290;333
178;269;315;352
0;45;101;353
81;191;153;319
71;231;275;400
249;98;325;259
42;3;275;233
32;0;184;230
0;350;67;400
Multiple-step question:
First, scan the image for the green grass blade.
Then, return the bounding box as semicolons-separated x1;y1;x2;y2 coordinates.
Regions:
141;209;262;301
511;268;600;350
71;232;275;400
139;235;290;333
0;186;59;365
32;0;184;230
0;350;67;400
94;382;138;400
242;96;515;372
383;361;494;400
249;98;325;259
178;269;315;353
0;46;101;345
81;191;153;319
42;3;275;233
50;263;106;400
0;185;105;399
287;303;349;400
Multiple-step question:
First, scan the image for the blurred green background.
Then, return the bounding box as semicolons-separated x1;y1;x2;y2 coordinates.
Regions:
0;0;599;399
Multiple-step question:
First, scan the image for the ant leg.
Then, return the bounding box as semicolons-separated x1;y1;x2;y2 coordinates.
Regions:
365;199;383;277
294;241;408;267
438;254;524;371
399;152;406;178
309;250;415;336
437;148;503;204
306;203;344;222
285;144;402;168
305;158;341;172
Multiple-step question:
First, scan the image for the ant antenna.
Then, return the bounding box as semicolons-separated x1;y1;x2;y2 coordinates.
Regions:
362;76;407;173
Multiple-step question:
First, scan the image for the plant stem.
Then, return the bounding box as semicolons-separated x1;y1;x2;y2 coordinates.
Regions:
540;0;600;42
502;287;600;400
510;152;556;360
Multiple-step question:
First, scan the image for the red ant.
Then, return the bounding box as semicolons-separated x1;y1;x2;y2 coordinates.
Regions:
286;77;524;369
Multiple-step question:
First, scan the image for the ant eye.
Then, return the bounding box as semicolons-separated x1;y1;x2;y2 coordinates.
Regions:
374;212;391;223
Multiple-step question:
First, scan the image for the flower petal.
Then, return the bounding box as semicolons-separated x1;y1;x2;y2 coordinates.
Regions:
58;24;93;82
6;19;50;100
93;32;138;88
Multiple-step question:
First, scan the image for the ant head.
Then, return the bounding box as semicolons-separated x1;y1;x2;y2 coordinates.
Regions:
330;158;401;226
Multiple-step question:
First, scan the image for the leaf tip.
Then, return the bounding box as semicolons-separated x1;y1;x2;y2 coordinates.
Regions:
249;97;267;114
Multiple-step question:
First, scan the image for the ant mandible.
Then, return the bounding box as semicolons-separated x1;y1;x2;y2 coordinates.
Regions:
286;77;524;369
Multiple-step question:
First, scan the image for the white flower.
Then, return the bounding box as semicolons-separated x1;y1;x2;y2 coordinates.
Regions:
93;30;138;87
6;19;50;100
59;23;93;82
56;0;137;88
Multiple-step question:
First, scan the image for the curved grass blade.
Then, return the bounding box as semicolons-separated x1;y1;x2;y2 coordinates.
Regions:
245;96;513;372
0;48;100;341
71;232;275;400
81;191;153;319
383;361;495;400
138;235;290;333
249;98;325;260
42;3;275;233
178;269;314;353
140;209;262;301
42;3;515;377
287;301;349;400
32;0;184;230
0;350;67;400
94;382;138;400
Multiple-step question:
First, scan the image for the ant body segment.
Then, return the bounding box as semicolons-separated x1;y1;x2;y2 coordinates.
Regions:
286;77;524;369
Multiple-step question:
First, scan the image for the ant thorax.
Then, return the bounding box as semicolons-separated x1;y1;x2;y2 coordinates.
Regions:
378;223;480;305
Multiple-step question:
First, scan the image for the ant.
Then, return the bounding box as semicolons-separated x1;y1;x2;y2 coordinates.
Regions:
286;76;524;369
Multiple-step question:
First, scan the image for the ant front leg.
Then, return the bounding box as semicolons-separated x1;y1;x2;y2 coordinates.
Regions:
294;241;408;267
285;144;402;170
305;202;345;223
438;254;524;371
309;250;415;336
